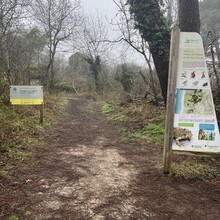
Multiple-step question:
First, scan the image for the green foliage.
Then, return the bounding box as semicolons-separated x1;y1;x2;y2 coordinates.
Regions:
84;55;102;92
129;123;164;142
54;81;76;93
144;123;164;139
101;103;115;114
8;216;18;220
100;99;165;143
100;102;126;121
126;0;170;102
115;64;135;93
86;56;102;77
127;0;170;57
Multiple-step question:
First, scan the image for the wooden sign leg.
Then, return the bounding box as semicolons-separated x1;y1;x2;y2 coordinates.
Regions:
163;26;180;174
40;104;44;124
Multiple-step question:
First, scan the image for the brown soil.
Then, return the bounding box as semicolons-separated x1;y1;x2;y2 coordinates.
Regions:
0;98;220;220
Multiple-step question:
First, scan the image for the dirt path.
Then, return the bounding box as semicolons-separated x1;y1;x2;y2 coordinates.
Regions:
0;98;220;219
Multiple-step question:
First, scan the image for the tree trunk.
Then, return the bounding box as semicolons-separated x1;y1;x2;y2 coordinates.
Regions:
151;53;169;104
179;0;200;33
215;41;220;68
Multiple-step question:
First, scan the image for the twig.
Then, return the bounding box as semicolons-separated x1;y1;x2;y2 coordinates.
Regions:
0;182;6;188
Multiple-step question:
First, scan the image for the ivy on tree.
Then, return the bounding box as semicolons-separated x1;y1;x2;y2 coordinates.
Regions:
85;55;102;92
127;0;170;103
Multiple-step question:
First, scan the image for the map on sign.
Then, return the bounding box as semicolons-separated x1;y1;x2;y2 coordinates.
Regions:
10;86;43;105
172;32;220;153
175;89;214;115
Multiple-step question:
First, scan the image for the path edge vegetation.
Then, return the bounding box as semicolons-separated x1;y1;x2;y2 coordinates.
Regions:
97;96;220;182
0;93;68;177
0;92;219;185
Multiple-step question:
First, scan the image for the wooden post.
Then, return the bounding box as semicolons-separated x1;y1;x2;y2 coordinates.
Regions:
40;104;44;124
163;26;180;174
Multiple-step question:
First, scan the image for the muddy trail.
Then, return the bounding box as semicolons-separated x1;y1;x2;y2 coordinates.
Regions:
0;98;220;220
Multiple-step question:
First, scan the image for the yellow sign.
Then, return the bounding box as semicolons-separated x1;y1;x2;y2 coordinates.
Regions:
10;99;43;105
10;86;43;105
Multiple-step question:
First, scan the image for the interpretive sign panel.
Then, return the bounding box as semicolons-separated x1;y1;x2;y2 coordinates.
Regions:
10;86;43;105
172;32;220;153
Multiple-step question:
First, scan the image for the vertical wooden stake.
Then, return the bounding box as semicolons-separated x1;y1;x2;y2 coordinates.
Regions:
40;104;44;124
163;26;180;174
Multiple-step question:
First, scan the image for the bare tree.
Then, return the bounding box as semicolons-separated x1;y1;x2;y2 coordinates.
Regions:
76;13;110;59
0;0;31;85
112;0;161;104
32;0;82;89
74;13;111;93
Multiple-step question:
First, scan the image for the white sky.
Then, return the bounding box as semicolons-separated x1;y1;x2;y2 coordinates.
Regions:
80;0;146;66
81;0;117;18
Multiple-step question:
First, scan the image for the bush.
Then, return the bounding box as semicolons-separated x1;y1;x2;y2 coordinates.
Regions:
54;82;76;93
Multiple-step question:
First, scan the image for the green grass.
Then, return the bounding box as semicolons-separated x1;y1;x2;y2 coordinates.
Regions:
100;102;116;114
0;94;68;175
99;102;127;121
128;123;164;142
9;216;18;220
99;100;165;143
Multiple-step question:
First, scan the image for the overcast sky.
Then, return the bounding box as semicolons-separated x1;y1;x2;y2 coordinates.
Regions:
81;0;118;41
80;0;146;66
81;0;117;18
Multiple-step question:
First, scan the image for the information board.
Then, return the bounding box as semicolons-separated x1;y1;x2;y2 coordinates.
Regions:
172;32;220;153
10;86;43;105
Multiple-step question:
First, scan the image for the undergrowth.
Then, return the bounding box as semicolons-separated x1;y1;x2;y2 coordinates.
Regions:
171;160;220;180
99;100;165;143
99;98;220;181
0;93;68;175
129;123;164;142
